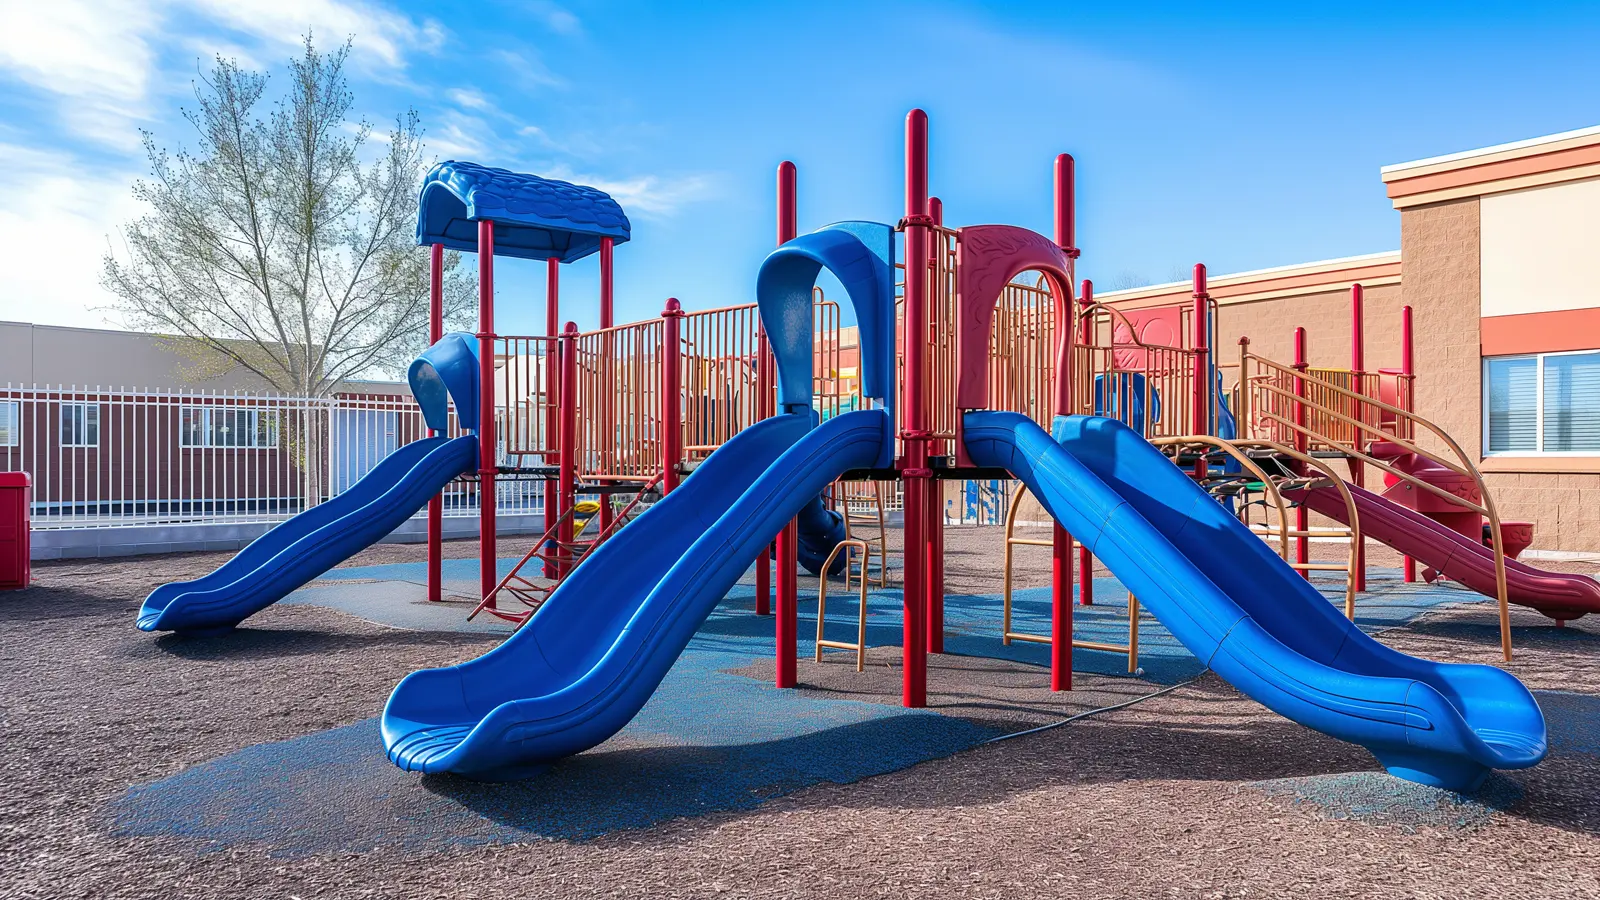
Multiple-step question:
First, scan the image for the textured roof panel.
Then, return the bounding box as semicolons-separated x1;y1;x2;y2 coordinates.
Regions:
416;161;631;263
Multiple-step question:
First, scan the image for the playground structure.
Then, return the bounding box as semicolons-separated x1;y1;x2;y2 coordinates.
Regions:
136;109;1569;794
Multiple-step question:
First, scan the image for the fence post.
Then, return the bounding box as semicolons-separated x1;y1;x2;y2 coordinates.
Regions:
557;322;579;578
661;299;684;493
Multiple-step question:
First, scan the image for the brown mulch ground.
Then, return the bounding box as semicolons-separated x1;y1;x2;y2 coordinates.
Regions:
2;530;1599;899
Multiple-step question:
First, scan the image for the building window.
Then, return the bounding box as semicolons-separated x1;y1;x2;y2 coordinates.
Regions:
1484;350;1600;455
0;401;18;447
180;407;280;448
60;402;99;448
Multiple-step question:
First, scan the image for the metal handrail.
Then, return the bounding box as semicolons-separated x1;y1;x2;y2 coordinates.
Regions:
815;538;874;671
1240;350;1512;659
999;483;1140;673
1230;438;1363;621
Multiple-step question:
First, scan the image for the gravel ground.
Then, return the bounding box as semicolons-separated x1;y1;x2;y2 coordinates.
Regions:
3;528;1599;899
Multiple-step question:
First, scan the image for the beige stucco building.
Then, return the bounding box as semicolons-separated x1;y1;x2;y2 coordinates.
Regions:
1101;125;1600;553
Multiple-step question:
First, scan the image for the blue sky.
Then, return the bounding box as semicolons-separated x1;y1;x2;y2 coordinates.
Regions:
2;1;1598;336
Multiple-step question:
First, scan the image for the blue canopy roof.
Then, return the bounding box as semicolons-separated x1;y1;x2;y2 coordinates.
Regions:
415;161;631;263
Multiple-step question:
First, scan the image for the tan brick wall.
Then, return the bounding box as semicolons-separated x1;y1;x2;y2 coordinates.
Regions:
1396;197;1600;553
1400;198;1482;451
1216;281;1407;374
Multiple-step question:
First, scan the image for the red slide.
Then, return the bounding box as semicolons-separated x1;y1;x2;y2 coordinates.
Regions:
1283;482;1600;622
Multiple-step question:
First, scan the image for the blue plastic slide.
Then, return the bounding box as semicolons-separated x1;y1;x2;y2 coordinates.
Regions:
963;410;1547;791
382;408;890;779
138;333;482;635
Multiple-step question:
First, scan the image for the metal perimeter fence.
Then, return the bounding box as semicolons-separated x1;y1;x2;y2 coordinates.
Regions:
0;384;545;531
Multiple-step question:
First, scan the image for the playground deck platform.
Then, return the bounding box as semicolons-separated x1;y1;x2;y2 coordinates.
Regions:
4;531;1598;899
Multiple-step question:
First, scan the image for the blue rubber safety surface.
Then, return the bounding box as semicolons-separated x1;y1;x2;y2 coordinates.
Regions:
113;550;1483;854
112;580;997;853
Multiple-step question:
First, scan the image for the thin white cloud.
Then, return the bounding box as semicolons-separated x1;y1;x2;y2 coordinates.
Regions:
447;87;489;110
0;0;160;150
0;0;444;149
543;167;717;218
526;2;582;37
0;144;142;329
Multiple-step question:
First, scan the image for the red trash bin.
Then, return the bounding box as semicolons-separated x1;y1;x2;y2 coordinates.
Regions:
0;472;30;590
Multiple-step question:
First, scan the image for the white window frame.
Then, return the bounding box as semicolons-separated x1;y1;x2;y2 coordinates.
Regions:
1482;348;1600;457
59;401;99;448
0;400;17;448
179;406;280;449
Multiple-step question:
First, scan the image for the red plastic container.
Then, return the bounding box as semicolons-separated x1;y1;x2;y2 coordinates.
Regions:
0;472;30;590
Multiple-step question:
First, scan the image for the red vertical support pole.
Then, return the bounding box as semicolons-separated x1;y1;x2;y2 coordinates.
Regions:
1049;155;1077;690
1401;304;1416;583
598;239;615;536
476;220;498;605
899;110;930;708
557;322;579;578
1349;284;1366;592
1076;277;1094;608
543;257;561;579
1192;264;1211;438
1191;264;1212;525
661;299;683;493
426;243;445;602
1293;326;1311;580
774;160;799;689
925;195;945;654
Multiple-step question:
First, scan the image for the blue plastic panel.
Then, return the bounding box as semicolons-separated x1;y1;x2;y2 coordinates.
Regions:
754;222;895;467
416;161;630;262
962;410;1547;792
407;332;481;433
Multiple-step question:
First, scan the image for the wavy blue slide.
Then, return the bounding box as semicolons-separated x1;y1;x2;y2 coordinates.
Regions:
138;333;483;635
382;408;890;778
964;410;1547;791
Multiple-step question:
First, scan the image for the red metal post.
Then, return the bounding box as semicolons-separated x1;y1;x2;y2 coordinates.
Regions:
599;238;614;329
899;109;930;708
598;239;615;535
1076;277;1094;608
477;220;498;606
1293;326;1310;579
1048;160;1076;690
1349;283;1366;591
1401;304;1416;582
427;242;444;602
775;160;800;688
558;322;579;577
543;256;561;579
661;299;684;493
1192;264;1211;437
926;194;945;654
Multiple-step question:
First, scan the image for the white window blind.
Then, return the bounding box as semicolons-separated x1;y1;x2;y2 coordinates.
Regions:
0;401;17;447
1543;352;1600;452
1486;357;1536;453
1484;350;1600;455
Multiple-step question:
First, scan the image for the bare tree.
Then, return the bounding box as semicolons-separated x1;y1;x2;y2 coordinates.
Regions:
103;36;474;506
103;36;474;398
